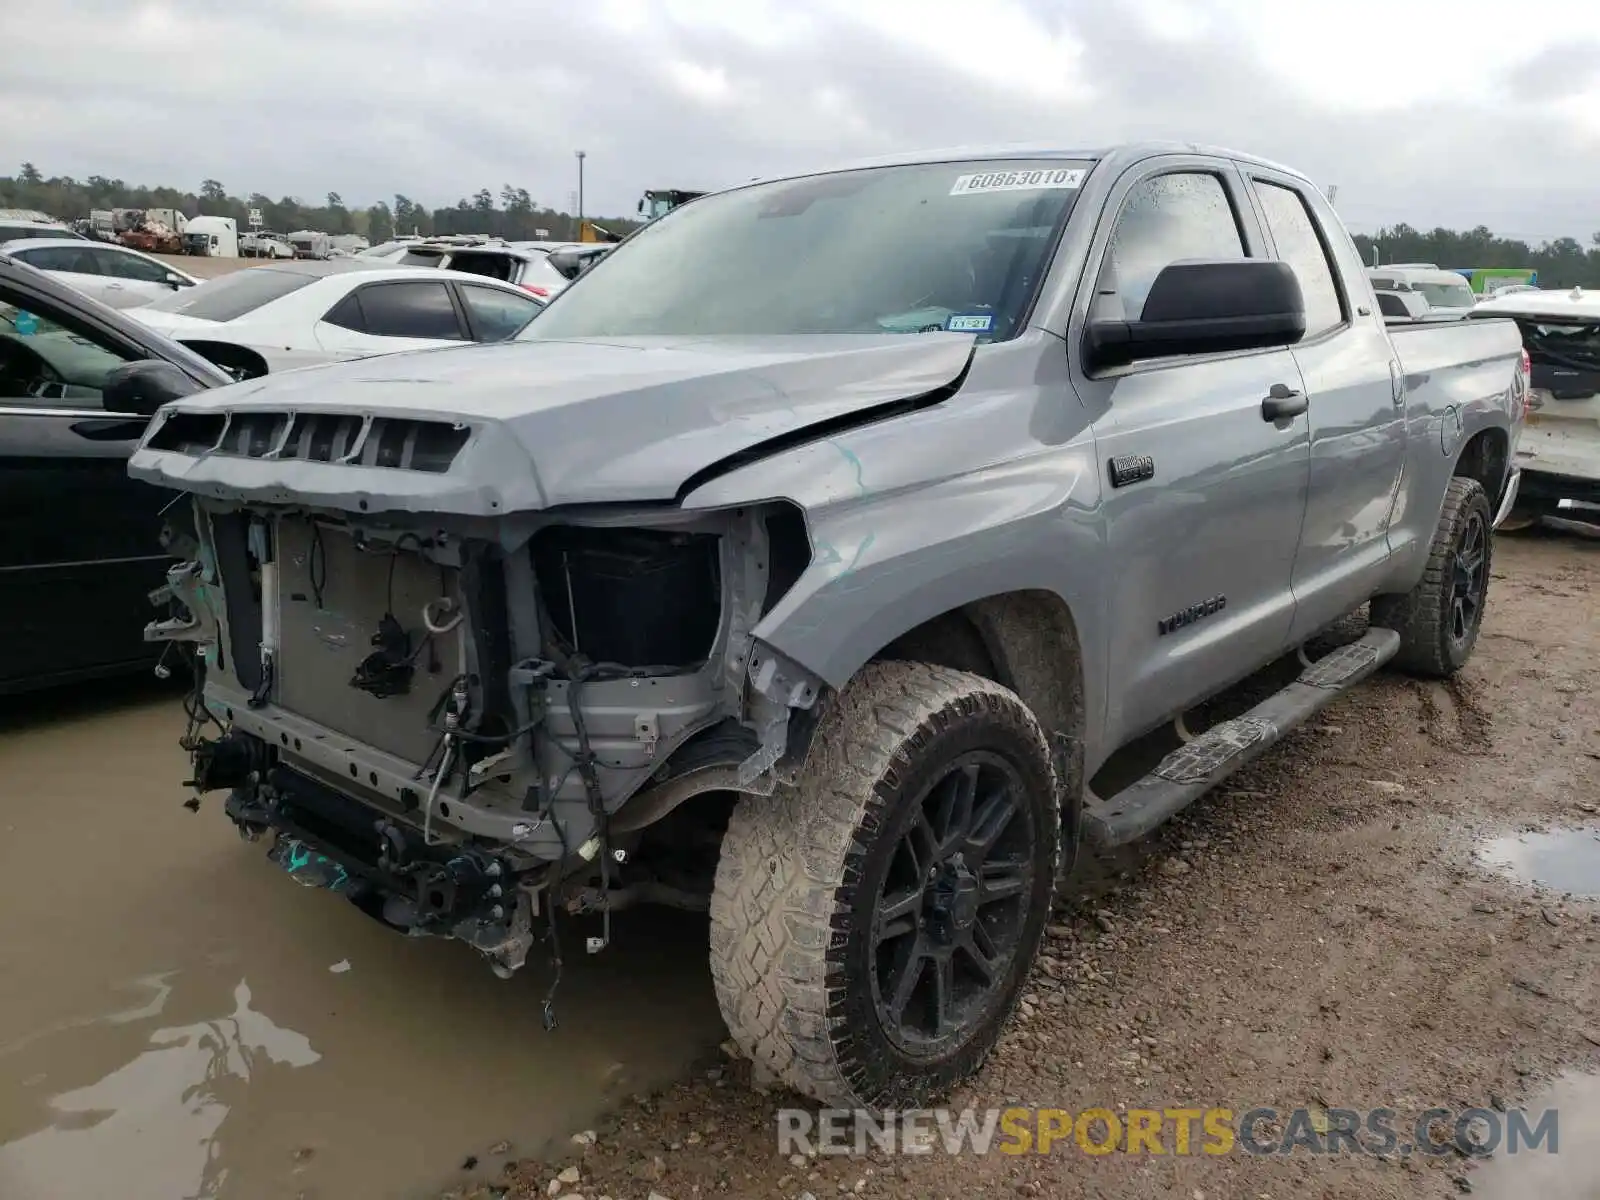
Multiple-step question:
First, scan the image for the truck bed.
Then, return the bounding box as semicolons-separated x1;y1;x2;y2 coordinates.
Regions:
1387;314;1523;381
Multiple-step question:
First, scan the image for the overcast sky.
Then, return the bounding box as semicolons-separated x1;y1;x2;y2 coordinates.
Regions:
6;0;1600;239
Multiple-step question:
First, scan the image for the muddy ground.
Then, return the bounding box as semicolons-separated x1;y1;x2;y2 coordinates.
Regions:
1;528;1596;1200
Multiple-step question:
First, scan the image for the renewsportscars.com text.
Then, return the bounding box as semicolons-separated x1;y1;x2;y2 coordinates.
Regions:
778;1105;1559;1159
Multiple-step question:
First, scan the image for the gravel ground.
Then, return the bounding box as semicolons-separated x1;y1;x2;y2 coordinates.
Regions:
442;526;1599;1200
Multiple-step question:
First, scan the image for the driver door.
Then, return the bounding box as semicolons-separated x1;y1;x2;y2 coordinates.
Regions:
0;284;168;690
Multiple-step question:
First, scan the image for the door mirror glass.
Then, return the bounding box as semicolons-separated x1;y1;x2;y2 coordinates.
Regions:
1085;259;1307;370
102;359;202;416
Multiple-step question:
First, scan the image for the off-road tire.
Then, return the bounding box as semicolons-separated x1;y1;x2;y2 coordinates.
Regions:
708;661;1060;1110
1372;476;1494;677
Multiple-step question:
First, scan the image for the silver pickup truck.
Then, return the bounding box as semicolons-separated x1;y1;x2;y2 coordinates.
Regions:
127;142;1526;1112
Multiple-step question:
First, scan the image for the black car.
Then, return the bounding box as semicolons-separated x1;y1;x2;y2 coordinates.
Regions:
0;253;232;694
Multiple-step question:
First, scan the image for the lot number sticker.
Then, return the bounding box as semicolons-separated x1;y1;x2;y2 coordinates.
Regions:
950;168;1085;196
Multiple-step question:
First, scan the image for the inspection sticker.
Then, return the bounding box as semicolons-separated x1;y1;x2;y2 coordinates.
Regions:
946;312;994;333
950;168;1085;196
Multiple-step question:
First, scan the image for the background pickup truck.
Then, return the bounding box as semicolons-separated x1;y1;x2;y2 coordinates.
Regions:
129;141;1528;1114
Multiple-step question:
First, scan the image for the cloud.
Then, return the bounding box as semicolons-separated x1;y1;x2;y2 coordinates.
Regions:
3;0;1600;239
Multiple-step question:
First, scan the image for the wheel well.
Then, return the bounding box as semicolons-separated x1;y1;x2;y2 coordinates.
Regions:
872;590;1086;800
179;340;269;381
1454;428;1509;506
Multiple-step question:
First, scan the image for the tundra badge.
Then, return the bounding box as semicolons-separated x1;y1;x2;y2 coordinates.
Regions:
1108;454;1155;488
1159;595;1227;636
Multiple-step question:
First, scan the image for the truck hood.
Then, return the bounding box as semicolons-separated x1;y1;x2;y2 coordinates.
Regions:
128;334;975;514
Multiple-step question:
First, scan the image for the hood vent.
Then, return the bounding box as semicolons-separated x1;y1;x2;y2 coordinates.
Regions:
147;410;471;474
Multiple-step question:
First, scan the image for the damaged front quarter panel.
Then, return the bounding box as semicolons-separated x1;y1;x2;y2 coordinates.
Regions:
128;333;986;986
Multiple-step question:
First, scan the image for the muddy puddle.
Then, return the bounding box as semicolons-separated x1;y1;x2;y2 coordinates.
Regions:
1476;826;1600;898
0;686;725;1200
1469;1072;1600;1200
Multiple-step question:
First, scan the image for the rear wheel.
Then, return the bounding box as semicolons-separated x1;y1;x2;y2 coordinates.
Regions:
1372;476;1493;677
708;661;1060;1109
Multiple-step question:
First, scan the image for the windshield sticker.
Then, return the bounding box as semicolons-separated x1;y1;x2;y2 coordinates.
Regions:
949;168;1085;196
946;312;994;333
14;310;38;336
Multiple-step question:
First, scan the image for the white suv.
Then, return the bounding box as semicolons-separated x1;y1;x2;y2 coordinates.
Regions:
389;239;579;299
1474;287;1600;525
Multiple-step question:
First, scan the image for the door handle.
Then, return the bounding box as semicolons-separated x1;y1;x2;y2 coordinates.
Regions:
1261;383;1308;421
71;417;149;441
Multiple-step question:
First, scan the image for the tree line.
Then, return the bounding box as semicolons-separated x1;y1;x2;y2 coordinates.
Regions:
0;163;645;245
1352;224;1600;290
6;163;1600;287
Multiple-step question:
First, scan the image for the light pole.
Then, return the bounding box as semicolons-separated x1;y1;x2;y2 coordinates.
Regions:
575;150;586;226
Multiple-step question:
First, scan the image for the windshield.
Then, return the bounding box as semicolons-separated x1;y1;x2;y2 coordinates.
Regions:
143;267;315;320
523;159;1090;341
1412;281;1476;309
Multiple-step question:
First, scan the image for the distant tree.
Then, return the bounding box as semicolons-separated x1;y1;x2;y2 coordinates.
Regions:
393;193;416;235
323;190;350;234
366;201;394;245
18;162;41;184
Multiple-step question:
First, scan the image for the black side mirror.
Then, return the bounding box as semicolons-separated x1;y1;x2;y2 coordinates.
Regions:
1085;259;1306;371
103;359;203;417
547;245;613;281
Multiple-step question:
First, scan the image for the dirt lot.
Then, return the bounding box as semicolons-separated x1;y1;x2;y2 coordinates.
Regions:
154;252;268;280
1;528;1596;1200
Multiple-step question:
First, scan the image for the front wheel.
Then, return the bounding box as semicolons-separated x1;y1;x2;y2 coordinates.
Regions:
1372;476;1493;677
709;661;1060;1110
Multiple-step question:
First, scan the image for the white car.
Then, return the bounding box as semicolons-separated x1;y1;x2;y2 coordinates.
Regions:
124;259;546;379
0;237;201;309
1473;286;1600;526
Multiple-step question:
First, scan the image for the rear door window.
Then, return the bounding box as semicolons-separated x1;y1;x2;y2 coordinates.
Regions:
321;290;366;332
13;246;100;274
459;284;543;341
349;282;465;339
1252;180;1345;338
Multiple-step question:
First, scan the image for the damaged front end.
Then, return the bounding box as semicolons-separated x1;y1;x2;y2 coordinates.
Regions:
135;404;822;997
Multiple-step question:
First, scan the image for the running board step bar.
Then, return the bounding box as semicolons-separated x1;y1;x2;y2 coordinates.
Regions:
1082;627;1401;848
